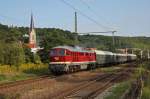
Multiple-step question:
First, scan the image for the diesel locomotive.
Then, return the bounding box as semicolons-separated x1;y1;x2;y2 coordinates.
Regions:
49;46;137;73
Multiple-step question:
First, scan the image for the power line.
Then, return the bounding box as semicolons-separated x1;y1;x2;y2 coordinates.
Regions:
80;0;100;18
80;0;113;29
59;0;113;31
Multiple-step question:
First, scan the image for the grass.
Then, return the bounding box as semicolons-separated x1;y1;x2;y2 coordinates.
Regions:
0;73;34;84
0;63;49;84
92;66;122;73
0;93;20;99
21;63;49;75
0;74;6;83
142;87;150;99
135;61;150;99
104;81;131;99
141;68;150;99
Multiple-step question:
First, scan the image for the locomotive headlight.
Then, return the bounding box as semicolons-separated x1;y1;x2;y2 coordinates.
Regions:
54;57;59;61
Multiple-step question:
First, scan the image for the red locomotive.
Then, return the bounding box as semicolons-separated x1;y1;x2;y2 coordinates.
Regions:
49;46;96;73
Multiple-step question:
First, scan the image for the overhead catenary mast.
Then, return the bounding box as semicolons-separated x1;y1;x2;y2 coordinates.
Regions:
75;12;77;33
74;12;78;44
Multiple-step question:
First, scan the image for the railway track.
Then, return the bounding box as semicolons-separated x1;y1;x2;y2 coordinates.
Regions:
53;68;132;99
0;75;52;90
0;62;135;90
52;73;112;99
0;63;136;99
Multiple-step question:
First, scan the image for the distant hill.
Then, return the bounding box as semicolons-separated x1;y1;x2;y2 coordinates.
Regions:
79;35;150;51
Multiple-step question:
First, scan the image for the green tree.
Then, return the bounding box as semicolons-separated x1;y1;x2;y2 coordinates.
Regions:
3;42;25;70
0;42;4;65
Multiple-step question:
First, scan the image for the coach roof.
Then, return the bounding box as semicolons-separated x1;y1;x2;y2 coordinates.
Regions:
95;50;113;55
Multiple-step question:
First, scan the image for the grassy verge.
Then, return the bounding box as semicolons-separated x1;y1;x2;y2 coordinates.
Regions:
0;73;33;84
142;87;150;99
104;81;131;99
0;63;49;84
141;61;150;99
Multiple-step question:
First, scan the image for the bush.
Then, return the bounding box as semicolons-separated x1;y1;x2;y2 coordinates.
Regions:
142;87;150;99
105;81;131;99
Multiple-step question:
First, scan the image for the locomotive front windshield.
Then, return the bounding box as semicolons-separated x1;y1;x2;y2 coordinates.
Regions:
50;49;65;56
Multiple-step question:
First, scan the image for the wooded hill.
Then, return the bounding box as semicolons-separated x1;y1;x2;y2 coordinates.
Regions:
0;23;150;64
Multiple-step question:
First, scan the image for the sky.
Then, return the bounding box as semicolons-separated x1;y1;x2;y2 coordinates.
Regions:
0;0;150;37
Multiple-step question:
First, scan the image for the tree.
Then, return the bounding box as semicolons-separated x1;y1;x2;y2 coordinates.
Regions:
33;54;41;64
3;42;25;70
0;42;4;65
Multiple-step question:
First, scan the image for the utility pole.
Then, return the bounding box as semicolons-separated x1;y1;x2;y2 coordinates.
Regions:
75;12;77;33
112;31;116;47
74;12;78;44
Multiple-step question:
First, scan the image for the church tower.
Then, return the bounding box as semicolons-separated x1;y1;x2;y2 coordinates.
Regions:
28;14;37;53
29;14;36;48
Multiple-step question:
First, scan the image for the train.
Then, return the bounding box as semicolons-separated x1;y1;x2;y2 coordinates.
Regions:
49;46;137;73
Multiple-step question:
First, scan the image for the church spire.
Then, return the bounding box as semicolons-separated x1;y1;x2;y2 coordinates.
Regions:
28;13;37;50
30;13;34;31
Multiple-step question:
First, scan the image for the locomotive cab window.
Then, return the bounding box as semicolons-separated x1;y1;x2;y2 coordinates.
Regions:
59;49;65;56
50;49;65;56
50;50;57;56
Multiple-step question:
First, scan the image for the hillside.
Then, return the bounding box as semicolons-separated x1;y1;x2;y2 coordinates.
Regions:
0;23;150;63
79;35;150;50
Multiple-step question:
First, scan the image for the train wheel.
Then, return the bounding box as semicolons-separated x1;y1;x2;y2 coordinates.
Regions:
77;65;81;71
69;66;74;73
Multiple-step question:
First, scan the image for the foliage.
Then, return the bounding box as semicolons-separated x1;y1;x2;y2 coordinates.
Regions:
141;73;150;99
0;23;150;63
142;87;150;99
141;62;150;99
0;63;48;84
0;42;25;69
141;61;150;70
104;81;131;99
23;47;33;63
0;24;25;69
0;63;48;74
